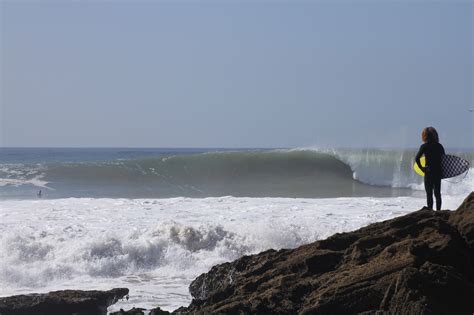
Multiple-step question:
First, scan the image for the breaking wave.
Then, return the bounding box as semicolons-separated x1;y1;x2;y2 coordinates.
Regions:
1;149;472;198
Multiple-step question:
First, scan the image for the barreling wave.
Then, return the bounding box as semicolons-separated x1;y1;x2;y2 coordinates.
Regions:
1;149;472;199
42;150;376;198
324;148;473;196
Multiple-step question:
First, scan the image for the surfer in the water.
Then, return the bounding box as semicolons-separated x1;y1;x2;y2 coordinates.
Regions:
415;127;445;210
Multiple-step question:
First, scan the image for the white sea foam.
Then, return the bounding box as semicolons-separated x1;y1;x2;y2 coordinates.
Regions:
0;195;469;312
0;164;50;189
0;177;51;189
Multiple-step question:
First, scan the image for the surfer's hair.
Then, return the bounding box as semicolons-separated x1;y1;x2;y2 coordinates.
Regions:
422;127;439;143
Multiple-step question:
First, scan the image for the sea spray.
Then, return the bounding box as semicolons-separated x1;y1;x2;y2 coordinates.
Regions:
0;195;468;311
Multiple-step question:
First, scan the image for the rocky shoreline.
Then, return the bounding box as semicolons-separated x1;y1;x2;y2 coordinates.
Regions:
0;288;128;315
1;192;473;314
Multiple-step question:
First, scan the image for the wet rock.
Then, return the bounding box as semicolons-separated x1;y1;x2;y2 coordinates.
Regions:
109;306;171;315
179;192;474;314
150;306;173;315
0;288;128;315
110;307;146;315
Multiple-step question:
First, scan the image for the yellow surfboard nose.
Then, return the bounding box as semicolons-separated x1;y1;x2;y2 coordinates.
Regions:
413;156;426;177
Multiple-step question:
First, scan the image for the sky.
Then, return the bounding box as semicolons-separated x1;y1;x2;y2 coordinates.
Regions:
0;0;472;149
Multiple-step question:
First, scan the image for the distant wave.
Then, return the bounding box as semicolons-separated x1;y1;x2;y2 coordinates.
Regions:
0;149;472;198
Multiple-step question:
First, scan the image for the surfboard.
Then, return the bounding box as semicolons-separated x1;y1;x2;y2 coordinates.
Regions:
413;156;426;177
413;155;470;179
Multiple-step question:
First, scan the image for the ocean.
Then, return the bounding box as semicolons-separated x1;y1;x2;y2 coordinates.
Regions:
0;147;472;312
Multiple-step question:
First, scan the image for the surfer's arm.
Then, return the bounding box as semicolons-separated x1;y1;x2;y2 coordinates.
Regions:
415;145;425;171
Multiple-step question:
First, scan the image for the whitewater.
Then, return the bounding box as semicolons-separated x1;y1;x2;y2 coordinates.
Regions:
0;148;472;313
0;195;471;312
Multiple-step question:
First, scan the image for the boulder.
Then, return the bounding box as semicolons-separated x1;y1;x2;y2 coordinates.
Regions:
0;288;128;315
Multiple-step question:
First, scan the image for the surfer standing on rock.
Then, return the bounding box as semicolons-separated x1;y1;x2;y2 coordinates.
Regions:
415;127;445;210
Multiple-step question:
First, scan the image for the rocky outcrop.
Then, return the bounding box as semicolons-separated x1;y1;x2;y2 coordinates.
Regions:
110;306;170;315
0;288;128;315
179;192;474;314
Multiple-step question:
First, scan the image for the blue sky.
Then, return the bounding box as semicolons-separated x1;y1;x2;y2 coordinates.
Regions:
1;1;472;148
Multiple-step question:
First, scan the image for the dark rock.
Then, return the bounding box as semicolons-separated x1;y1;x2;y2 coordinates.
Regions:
150;306;172;314
177;192;474;314
110;307;146;315
108;306;171;315
171;306;188;314
0;288;128;315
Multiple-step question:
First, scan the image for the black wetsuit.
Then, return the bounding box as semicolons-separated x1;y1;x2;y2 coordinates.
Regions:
415;142;445;210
